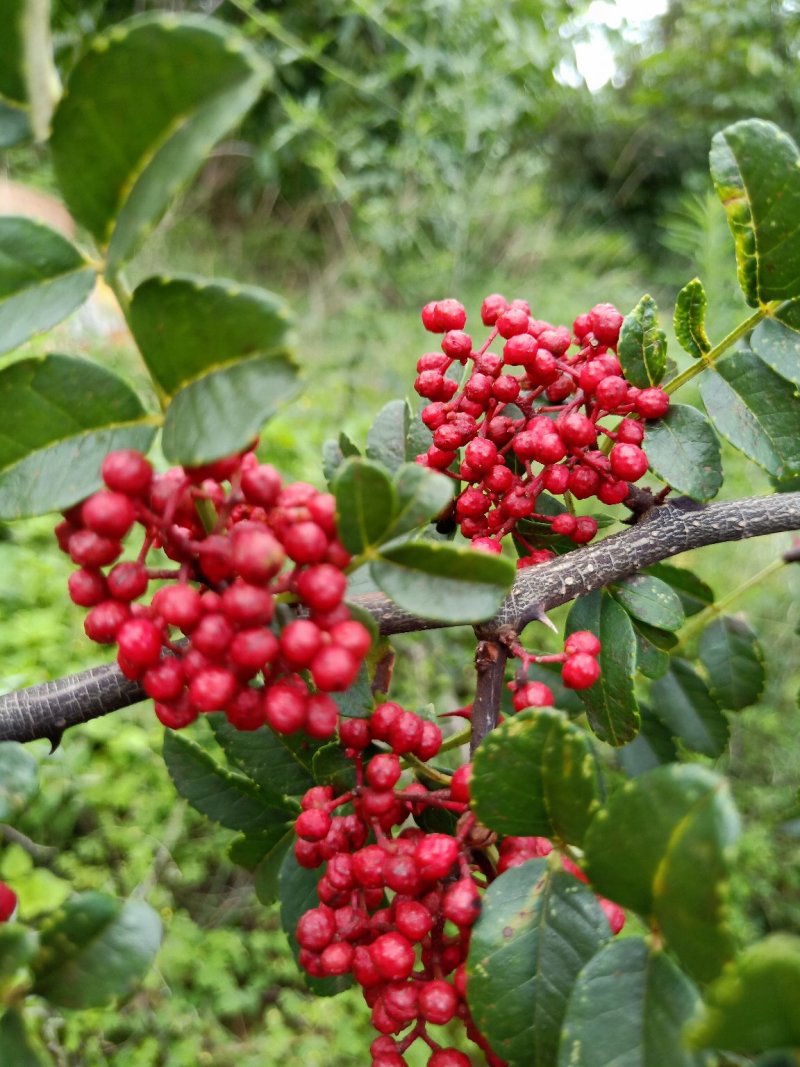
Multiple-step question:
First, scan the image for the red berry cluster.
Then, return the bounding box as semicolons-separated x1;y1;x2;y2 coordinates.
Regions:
294;702;500;1067
414;296;669;559
57;448;371;735
293;702;625;1066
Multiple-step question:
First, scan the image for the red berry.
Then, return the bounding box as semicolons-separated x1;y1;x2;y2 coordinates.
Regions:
571;517;598;544
320;941;354;976
616;418;645;445
297;907;335;951
442;878;481;927
143;658;185;703
240;462;281;507
189;666;237;712
565;630;602;656
284;522;329;564
550;513;577;537
589;303;624;346
367;753;402;791
154;695;198;730
418;979;458;1025
68;530;123;568
117;618;163;669
101;450;152;495
81;490;136;539
191;613;235;660
437;299;467;331
296;564;347;613
280;619;323;669
428;1049;471;1067
449;762;472;803
496;306;529;338
329;620;372;659
152;584;203;631
264;682;307;734
84;600;131;644
635;387;669;419
610;443;648;481
369;932;416;981
221;581;274;627
339;716;370;749
353;845;386;889
305;693;339;739
557;412;597;448
231;527;285;583
562;653;601;689
370;702;403;740
311;646;359;692
414;834;459;881
296;808;332;841
0;883;17;922
388;711;424;755
106;561;148;602
481;293;508;325
229;627;279;672
416;720;443;761
382;853;421;895
68;568;107;607
512;681;554;711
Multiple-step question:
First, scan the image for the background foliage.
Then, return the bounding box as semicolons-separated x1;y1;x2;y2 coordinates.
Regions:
2;0;800;1063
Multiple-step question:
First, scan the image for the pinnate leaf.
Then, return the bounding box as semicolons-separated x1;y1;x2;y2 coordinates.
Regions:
710;119;800;306
651;658;729;757
32;893;161;1009
467;860;610;1067
611;573;685;632
583;764;740;982
366;399;409;473
687;935;800;1053
558;938;707;1067
0;1009;46;1067
618;294;667;387
645;563;714;617
674;278;711;359
51;15;266;267
700;348;800;479
699;615;765;711
371;541;515;624
471;708;602;845
382;463;453;541
0;217;96;355
0;354;155;519
751;317;800;386
163;730;293;835
644;403;722;501
209;715;319;799
566;590;640;746
333;458;396;554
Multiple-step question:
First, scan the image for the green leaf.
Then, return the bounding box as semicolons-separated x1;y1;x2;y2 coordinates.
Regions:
710;119;800;306
382;464;453;541
331;661;374;719
50;15;267;268
228;829;289;872
566;591;640;746
687;935;800;1053
253;828;294;906
0;103;29;149
0;1009;46;1067
0;0;25;104
371;541;515;624
471;708;602;845
645;563;714;617
699;615;765;711
0;354;156;519
583;764;740;982
700;348;800;479
611;574;685;632
278;849;351;997
618;294;667;386
651;658;729;757
618;705;679;777
467;860;610;1067
0;925;38;987
366;399;409;473
0;217;96;355
674;278;711;360
333;458;396;554
558;938;707;1067
312;743;357;792
644;403;722;501
208;714;319;799
751;317;800;386
129;276;298;465
632;623;671;680
0;744;38;823
163;730;293;835
32;893;162;1009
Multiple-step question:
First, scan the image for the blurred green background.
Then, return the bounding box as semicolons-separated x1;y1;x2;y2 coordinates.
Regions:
2;0;800;1063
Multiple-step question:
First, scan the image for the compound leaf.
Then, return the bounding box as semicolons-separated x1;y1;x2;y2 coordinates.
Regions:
618;294;667;387
699;615;765;711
